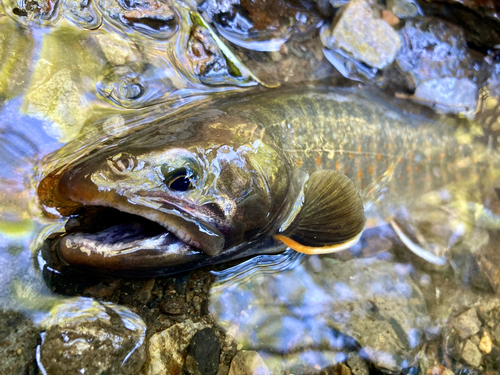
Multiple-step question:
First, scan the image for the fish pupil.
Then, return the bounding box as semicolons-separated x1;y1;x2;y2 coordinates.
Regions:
165;168;193;192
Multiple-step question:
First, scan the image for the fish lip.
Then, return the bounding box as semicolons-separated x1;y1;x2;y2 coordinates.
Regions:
63;195;226;257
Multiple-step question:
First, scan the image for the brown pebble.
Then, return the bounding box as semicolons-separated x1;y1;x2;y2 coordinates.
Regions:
381;10;399;26
159;298;188;315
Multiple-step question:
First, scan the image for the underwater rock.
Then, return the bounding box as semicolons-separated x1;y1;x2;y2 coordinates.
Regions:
321;0;401;70
228;350;270;375
416;0;500;50
387;0;420;18
347;355;369;375
159;296;188;315
200;0;322;52
145;319;209;375
37;298;146;375
395;17;488;91
461;340;482;367
63;0;102;29
450;308;481;340
184;327;221;375
0;18;35;101
97;0;179;39
0;310;39;375
187;25;231;84
413;77;478;116
211;257;429;373
4;0;61;25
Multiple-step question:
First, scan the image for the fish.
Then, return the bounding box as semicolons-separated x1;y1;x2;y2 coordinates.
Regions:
37;87;500;276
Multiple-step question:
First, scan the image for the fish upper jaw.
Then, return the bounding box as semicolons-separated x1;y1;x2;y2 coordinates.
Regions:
59;177;226;256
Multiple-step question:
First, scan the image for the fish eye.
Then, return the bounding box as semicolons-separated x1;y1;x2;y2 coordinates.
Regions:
163;167;194;192
109;153;138;173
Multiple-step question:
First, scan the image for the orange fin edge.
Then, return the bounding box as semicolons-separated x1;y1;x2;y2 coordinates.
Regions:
274;231;364;255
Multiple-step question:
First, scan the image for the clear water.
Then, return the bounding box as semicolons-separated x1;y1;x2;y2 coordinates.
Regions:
2;1;500;373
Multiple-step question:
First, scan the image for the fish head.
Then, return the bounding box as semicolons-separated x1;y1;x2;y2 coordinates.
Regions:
39;112;291;274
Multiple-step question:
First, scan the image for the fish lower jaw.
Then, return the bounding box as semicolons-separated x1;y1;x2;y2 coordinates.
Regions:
65;196;220;255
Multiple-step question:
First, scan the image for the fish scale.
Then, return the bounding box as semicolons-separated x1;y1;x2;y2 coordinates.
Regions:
229;89;493;211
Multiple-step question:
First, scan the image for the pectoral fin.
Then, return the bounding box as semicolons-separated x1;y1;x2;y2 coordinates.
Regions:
275;170;366;254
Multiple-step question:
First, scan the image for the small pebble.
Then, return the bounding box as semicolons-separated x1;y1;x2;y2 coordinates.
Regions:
16;348;22;355
479;331;493;354
159;298;188;315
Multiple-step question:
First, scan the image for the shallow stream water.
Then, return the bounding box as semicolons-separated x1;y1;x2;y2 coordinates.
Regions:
2;0;500;374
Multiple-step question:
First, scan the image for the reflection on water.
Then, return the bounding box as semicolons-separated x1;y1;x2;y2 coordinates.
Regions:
2;0;500;373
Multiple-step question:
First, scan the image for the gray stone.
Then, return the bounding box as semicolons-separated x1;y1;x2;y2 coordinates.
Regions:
145;319;208;375
450;308;481;340
395;17;488;90
413;77;478;116
387;0;420;18
347;355;369;375
321;0;401;69
185;328;221;375
228;351;270;375
38;298;146;375
461;340;482;368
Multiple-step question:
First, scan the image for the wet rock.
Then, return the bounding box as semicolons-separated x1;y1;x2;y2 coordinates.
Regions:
395;18;489;90
96;63;147;107
450;308;481;340
321;0;401;70
416;0;500;50
228;350;270;375
145;319;208;375
184;328;221;375
387;0;420;18
347;355;369;375
200;0;322;52
187;25;231;84
211;258;429;373
159;296;188;315
475;232;500;294
6;0;61;24
413;77;478;116
217;365;230;375
479;331;492;354
63;0;103;29
0;310;39;375
0;18;35;101
461;340;482;367
426;365;454;375
38;298;146;375
97;0;179;39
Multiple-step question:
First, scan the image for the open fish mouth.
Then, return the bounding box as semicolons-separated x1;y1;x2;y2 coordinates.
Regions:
57;206;205;271
55;202;226;274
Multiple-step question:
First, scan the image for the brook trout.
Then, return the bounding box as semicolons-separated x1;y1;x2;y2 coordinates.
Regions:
38;87;498;276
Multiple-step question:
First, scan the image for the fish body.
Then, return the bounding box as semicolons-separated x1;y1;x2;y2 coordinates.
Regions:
38;87;499;275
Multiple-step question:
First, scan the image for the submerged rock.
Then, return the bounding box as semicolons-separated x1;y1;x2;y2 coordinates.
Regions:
228;350;270;375
395;17;488;90
321;0;401;70
211;257;430;373
184;327;221;375
0;310;39;375
413;77;478;116
38;298;146;375
145;319;209;375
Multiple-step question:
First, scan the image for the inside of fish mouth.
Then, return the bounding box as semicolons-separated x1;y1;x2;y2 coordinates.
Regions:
60;206;202;256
